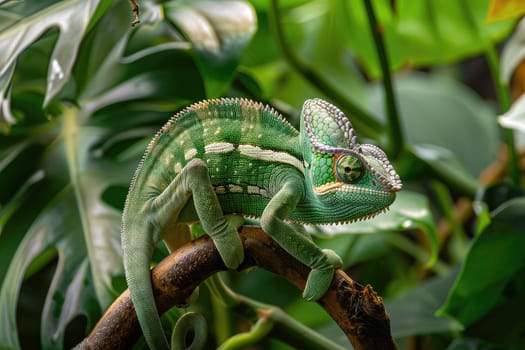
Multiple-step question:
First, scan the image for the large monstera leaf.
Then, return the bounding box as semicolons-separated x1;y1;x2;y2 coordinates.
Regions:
0;107;137;349
0;0;111;126
165;0;257;98
0;0;256;348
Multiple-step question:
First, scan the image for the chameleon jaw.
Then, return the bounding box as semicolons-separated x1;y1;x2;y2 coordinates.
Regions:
291;205;391;226
310;182;395;225
313;181;394;197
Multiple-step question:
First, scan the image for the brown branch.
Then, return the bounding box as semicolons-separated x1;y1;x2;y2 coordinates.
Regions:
128;0;140;26
75;227;397;350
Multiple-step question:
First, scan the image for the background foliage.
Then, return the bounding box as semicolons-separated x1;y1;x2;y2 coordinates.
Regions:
1;0;524;349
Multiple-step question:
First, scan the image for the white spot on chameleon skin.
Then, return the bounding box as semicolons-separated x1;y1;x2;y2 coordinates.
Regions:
215;186;226;194
246;185;270;197
180;140;185;146
174;162;182;173
229;184;243;193
184;148;198;161
247;185;260;194
238;144;305;174
163;154;174;167
204;142;235;154
214;127;222;135
257;134;262;139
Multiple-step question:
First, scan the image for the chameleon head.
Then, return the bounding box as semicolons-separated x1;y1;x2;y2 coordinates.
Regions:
300;98;403;223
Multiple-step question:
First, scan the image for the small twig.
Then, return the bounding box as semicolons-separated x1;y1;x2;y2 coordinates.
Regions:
74;227;397;350
129;0;140;26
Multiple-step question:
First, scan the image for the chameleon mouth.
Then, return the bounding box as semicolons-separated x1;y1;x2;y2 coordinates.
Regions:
313;182;394;197
348;206;390;223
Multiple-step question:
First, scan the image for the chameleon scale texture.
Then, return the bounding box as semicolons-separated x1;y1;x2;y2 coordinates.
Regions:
127;98;303;222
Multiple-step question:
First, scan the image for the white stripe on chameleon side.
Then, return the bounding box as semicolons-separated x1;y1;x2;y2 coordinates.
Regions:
204;142;236;154
247;185;260;194
202;142;304;174
238;144;304;174
228;184;243;193
215;185;226;194
213;184;271;198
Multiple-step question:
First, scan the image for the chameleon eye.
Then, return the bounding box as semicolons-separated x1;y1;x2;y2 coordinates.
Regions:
335;154;364;183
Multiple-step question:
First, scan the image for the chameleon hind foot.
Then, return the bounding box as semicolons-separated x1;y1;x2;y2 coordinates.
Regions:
211;214;245;270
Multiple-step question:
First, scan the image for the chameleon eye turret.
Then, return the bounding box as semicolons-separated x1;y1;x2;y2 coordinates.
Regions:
334;153;364;183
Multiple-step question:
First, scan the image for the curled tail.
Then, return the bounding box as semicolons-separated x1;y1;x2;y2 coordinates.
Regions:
122;223;170;350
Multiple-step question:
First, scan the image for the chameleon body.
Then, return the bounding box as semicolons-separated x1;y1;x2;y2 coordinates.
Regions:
121;98;402;349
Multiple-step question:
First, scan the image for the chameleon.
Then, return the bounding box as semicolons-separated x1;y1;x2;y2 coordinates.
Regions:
121;97;402;349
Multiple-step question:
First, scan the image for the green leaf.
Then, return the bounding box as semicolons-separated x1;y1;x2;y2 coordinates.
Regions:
438;197;525;327
165;1;257;98
386;269;463;338
0;0;109;114
411;144;479;197
335;0;514;78
0;191;97;349
0;107;136;349
447;338;512;350
371;73;499;180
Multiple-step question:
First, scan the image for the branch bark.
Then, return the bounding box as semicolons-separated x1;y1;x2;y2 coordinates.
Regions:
75;227;397;350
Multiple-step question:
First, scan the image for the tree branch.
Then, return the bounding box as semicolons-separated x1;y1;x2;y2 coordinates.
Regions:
75;227;397;350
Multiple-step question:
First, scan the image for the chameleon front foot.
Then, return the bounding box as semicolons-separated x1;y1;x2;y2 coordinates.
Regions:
211;214;245;270
302;266;335;301
322;249;343;268
302;249;342;301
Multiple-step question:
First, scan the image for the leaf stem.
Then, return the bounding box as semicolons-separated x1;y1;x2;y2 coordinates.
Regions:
384;233;448;275
269;0;382;139
217;315;273;350
484;45;520;185
362;0;404;158
428;181;468;263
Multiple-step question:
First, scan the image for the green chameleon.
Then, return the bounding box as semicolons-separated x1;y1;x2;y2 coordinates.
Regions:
121;98;402;349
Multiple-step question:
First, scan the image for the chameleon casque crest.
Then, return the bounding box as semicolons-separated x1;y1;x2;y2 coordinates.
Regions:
121;98;402;349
